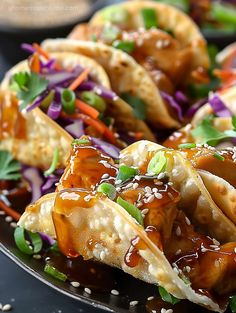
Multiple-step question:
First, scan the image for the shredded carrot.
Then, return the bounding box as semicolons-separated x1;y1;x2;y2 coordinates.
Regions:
222;49;236;70
32;43;61;71
214;69;236;92
68;68;90;91
29;53;40;73
75;99;99;119
134;132;144;140
0;200;21;221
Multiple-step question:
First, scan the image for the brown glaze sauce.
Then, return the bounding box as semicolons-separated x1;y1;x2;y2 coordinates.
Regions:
0;92;26;140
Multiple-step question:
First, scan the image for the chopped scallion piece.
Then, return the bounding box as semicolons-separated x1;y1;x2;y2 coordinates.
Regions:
141;8;158;30
178;143;196;149
14;227;43;255
213;153;225;161
232;116;236;130
158;286;180;305
71;138;91;146
101;25;120;43
147;151;167;175
44;148;59;177
211;3;236;26
81;91;106;113
117;197;143;226
116;165;138;183
97;183;116;200
101;6;129;24
61;89;76;114
44;264;67;282
112;40;135;54
230;295;236;313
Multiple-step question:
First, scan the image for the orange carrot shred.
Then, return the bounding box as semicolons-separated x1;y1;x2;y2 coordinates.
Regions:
32;43;61;70
29;53;40;73
75;99;99;119
68;68;90;91
0;200;21;221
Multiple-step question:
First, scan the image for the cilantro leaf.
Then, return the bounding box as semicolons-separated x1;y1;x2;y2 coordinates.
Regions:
158;286;180;305
11;72;48;110
191;116;236;146
0;151;21;180
121;93;147;120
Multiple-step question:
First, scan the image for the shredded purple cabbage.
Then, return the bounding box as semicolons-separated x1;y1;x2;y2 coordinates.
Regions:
22;166;44;202
209;94;232;117
185;98;208;118
26;92;47;112
91;137;120;159
39;232;55;245
47;101;62;120
161;91;183;122
21;43;36;54
78;82;118;101
65;120;84;138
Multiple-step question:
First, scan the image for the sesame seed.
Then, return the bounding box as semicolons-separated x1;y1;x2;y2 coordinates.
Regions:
145;186;152;193
103;162;112;169
10;222;17;228
157;172;166;179
141;208;149;215
116;187;121;192
152;188;158;193
213;238;220;246
2;304;12;312
101;173;109;179
210;245;220;250
125;183;134;189
147;296;154;301
175;249;181;255
33;254;42;260
5;216;13;223
135;175;141;181
147;195;155;203
84;195;92;202
111;289;119;296
100;251;106;260
234;248;236;253
133;183;139;189
84;287;91;294
155;193;163;199
0;210;5;215
201;246;208;253
154;181;163;186
166;310;173;313
168;182;173;186
71;281;80;288
168;192;174;200
185;266;191;273
129;300;138;306
115;179;122;185
136;201;143;208
173;267;179;274
185;216;191;225
176;226;181;236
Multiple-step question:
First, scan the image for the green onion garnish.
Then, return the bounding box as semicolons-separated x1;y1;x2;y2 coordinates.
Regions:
116;197;144;226
71;138;91;146
97;183;116;200
61;89;76;115
81;91;107;113
44;264;67;282
40;90;55;110
232;116;236;130
211;3;236;26
14;227;43;255
44;148;59;177
147;151;167;175
178;143;196;149
50;241;60;253
230;295;236;313
101;6;129;24
101;25;120;43
112;40;135;54
116;165;138;183
141;8;158;30
158;286;180;305
213;153;225;161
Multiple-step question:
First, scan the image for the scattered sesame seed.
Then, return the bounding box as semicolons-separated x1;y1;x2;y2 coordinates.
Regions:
176;226;181;236
115;179;122;185
125;183;134;189
145;186;152;194
45;257;50;262
141;208;149;215
210;245;220;250
175;249;182;256
84;287;92;295
2;304;12;312
84;195;92;202
100;251;106;260
133;183;139;189
147;296;154;301
213;238;220;246
154;181;163;186
129;300;138;306
71;281;80;288
0;210;5;215
111;289;119;296
185;266;191;273
101;173;109;179
10;222;17;228
116;187;121;192
157;172;166;180
5;216;13;223
152;188;158;193
201;246;208;253
155;193;163;199
185;216;191;225
103;162;112;169
33;254;42;260
147;195;155;203
135;175;141;181
136;201;143;208
168;182;173;186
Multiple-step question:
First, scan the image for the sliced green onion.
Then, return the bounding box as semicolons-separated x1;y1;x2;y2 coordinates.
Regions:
158;0;189;12
112;40;135;54
101;25;120;43
230;295;236;313
232;116;236;131
61;89;76;115
211;3;236;26
44;264;67;282
71;138;91;146
50;241;60;253
121;93;147;120
14;227;43;255
81;91;106;113
117;197;143;226
213;153;225;161
40;90;55;110
178;143;196;149
141;8;158;30
116;165;138;183
44;148;59;177
147;151;167;175
101;6;130;24
158;286;180;305
97;183;116;200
